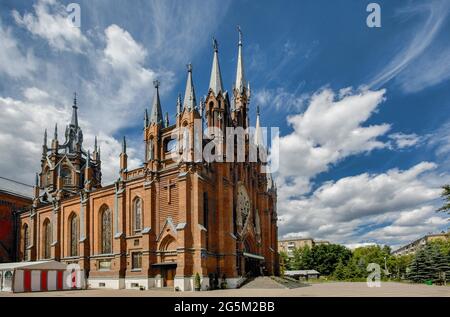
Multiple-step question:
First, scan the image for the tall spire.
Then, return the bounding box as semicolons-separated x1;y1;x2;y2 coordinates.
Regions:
94;136;98;152
235;26;246;93
209;38;224;96
183;63;196;111
150;80;163;125
71;92;78;128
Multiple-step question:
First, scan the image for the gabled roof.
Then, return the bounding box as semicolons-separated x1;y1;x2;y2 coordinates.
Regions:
0;176;33;199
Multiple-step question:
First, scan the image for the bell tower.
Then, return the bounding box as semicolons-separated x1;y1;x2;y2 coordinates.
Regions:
38;93;101;200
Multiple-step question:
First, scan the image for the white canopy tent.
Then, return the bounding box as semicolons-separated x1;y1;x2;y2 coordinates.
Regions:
0;261;85;292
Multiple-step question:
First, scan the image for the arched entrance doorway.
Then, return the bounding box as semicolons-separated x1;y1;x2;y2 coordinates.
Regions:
156;235;177;287
243;237;263;277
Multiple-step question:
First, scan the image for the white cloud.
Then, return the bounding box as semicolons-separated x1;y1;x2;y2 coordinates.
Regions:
388;132;422;149
12;0;90;53
398;45;450;93
104;25;148;71
369;0;450;91
254;87;309;112
0;20;38;78
273;87;389;199
278;162;446;245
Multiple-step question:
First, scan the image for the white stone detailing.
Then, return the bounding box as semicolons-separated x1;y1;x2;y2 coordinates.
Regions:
174;275;210;291
88;277;124;289
125;277;150;290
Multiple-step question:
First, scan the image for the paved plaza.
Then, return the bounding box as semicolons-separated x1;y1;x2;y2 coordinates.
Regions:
1;282;449;297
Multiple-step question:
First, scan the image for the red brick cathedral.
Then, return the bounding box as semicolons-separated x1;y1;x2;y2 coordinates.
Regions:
18;30;278;291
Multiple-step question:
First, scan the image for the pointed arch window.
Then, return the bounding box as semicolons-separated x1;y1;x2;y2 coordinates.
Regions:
43;219;51;259
100;206;112;254
23;224;29;261
133;198;142;232
61;167;72;185
69;213;79;256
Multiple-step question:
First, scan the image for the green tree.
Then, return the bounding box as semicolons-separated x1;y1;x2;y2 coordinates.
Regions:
437;184;450;214
333;259;346;280
311;244;352;275
279;251;289;276
291;246;313;270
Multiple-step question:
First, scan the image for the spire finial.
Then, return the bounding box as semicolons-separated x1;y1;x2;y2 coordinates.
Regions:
153;80;160;89
209;38;224;95
257;105;260;116
187;63;193;73
94;136;98;151
44;129;47;146
35;172;39;187
237;25;243;46
54;123;58;140
212;37;218;52
71;92;79;127
122;136;126;154
235;26;246;93
165;112;169;127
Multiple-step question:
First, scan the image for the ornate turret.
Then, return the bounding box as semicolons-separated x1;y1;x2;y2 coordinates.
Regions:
149;80;163;126
183;64;196;111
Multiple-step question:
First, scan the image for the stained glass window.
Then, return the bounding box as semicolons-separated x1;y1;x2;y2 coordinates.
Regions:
133;198;142;232
43;220;51;259
101;207;112;254
70;214;79;256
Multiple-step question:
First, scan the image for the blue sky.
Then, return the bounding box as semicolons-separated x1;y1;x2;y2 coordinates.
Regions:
0;0;449;248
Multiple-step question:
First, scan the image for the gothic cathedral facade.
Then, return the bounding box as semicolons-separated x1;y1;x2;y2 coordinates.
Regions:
17;30;278;291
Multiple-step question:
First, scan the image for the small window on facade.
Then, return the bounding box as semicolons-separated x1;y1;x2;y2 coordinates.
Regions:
61;167;72;185
166;139;177;153
132;252;142;270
